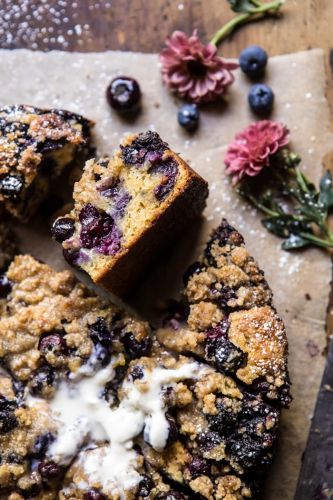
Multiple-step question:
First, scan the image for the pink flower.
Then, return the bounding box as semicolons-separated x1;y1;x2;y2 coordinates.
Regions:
160;30;238;104
225;120;290;183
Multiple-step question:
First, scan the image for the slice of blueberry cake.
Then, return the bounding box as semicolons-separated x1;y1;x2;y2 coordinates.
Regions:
52;131;208;297
158;219;291;408
0;105;92;220
0;249;288;499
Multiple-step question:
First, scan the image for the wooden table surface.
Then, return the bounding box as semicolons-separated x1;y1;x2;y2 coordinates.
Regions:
0;0;331;58
1;0;333;99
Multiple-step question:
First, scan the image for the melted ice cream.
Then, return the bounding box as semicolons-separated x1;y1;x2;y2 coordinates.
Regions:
27;358;204;496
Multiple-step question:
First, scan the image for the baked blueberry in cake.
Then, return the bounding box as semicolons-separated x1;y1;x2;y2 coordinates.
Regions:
52;131;208;297
158;220;291;408
0;241;288;499
0;105;92;220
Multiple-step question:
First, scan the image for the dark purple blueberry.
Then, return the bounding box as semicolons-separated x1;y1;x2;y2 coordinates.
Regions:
163;300;189;329
197;431;223;452
226;434;269;470
178;103;200;132
188;456;210;478
6;452;23;464
120;131;168;166
248;83;274;115
0;174;23;198
111;189;131;218
94;343;111;367
63;248;80;267
155;491;187;500
51;217;75;243
79;203;122;255
205;222;244;266
38;460;63;480
89;318;112;346
122;332;151;359
83;489;107;500
79;203;100;225
12;379;25;399
136;475;154;497
0;396;18;434
207;399;237;435
97;223;122;256
206;336;245;373
166;413;178;445
239;45;268;78
149;158;178;201
106;76;141;112
213;285;236;309
183;261;206;285
0;274;12;298
29;365;55;395
18;482;42;498
31;432;55;458
38;331;67;354
130;365;144;381
205;320;230;342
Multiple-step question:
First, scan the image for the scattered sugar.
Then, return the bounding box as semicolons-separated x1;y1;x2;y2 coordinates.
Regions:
285;103;291;109
279;252;302;275
305;92;312;99
0;0;110;50
178;3;185;11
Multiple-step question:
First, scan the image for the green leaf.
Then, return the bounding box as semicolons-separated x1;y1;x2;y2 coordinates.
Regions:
319;170;333;209
227;0;256;13
262;215;311;238
282;234;311;250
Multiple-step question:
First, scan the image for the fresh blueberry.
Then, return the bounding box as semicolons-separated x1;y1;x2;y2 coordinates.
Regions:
51;217;75;243
239;45;268;77
177;103;199;132
248;84;274;115
106;76;141;113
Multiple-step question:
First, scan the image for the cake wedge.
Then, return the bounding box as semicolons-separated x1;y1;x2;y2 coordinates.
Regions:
0;105;92;220
52;131;208;296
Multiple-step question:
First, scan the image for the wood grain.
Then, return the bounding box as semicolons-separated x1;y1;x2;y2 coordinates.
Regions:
0;0;332;57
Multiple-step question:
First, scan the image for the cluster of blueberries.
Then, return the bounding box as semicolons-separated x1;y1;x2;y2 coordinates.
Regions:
105;45;273;133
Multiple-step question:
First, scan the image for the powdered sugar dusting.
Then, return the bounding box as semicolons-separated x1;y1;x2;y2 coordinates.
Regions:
0;0;111;50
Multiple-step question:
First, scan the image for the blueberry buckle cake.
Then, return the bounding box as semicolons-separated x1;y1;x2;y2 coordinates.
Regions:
52;131;208;297
158;220;291;408
0;223;289;499
0;105;92;220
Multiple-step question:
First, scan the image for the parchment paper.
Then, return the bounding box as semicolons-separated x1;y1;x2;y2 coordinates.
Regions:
0;48;332;499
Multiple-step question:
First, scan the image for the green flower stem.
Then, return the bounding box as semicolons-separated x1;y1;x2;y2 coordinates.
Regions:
210;13;250;45
299;232;333;248
210;0;283;46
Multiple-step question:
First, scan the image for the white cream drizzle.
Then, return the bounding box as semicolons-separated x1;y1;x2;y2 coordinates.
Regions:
27;358;204;497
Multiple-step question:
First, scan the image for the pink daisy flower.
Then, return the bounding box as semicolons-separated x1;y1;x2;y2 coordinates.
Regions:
225;120;290;183
160;30;238;104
